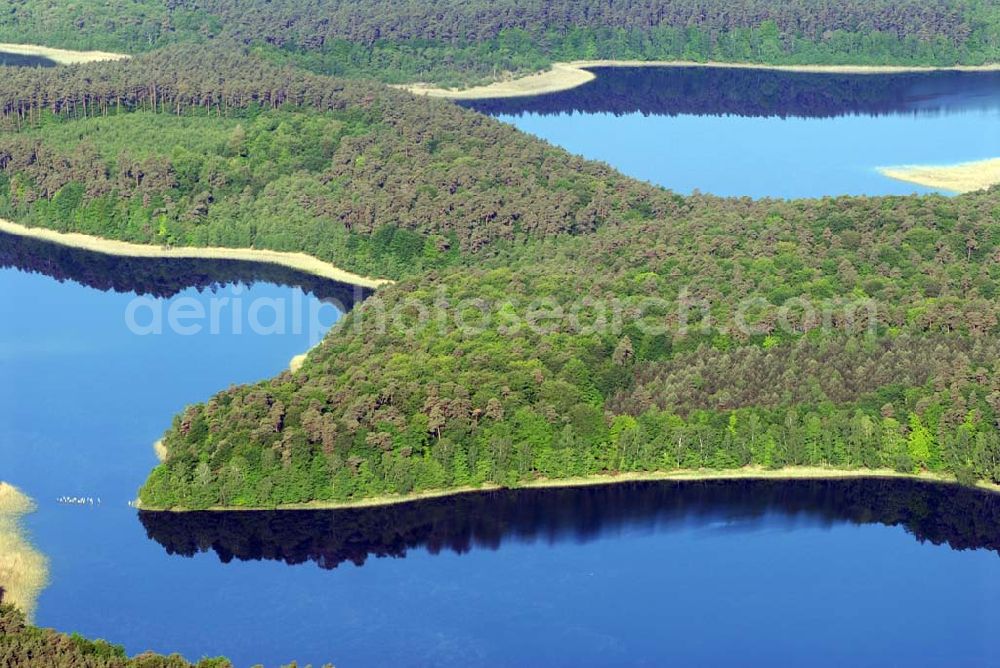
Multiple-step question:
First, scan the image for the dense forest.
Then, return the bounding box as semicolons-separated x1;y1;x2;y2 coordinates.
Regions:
0;0;998;84
0;49;998;509
0;605;232;667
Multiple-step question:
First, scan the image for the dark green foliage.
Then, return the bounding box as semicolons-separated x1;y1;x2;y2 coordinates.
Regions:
0;605;231;667
0;2;221;52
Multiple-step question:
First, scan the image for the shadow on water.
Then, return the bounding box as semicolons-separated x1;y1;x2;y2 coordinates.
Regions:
139;478;1000;570
0;51;57;68
462;66;1000;119
0;230;373;308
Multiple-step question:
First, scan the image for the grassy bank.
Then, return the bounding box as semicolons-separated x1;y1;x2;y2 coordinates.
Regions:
878;158;1000;193
400;59;1000;99
138;466;997;513
0;483;48;622
0;219;392;289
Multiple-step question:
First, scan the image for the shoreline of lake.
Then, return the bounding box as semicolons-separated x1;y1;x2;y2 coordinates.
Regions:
0;219;391;289
878;157;1000;193
138;466;999;513
0;42;128;65
401;59;1000;100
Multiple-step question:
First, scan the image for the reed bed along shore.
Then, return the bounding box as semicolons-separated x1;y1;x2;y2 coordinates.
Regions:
0;483;48;621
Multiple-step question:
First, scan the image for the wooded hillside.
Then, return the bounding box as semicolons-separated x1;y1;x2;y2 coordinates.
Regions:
1;0;997;84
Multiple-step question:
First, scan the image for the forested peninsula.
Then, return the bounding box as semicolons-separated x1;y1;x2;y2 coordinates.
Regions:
0;44;998;511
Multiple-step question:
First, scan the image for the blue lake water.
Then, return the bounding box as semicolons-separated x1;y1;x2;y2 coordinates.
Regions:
462;67;1000;198
2;66;1000;667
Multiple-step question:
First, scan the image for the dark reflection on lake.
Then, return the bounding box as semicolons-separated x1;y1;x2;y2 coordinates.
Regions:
140;478;1000;570
0;51;57;68
0;230;372;307
467;66;1000;197
462;66;1000;118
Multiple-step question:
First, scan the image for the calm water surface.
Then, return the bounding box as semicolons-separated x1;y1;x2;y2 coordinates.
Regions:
463;67;1000;198
2;67;1000;667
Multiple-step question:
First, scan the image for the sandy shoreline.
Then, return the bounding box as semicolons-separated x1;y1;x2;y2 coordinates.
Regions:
400;62;597;99
0;219;391;289
153;439;168;463
878;157;1000;193
0;42;128;65
401;59;1000;100
139;466;997;513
